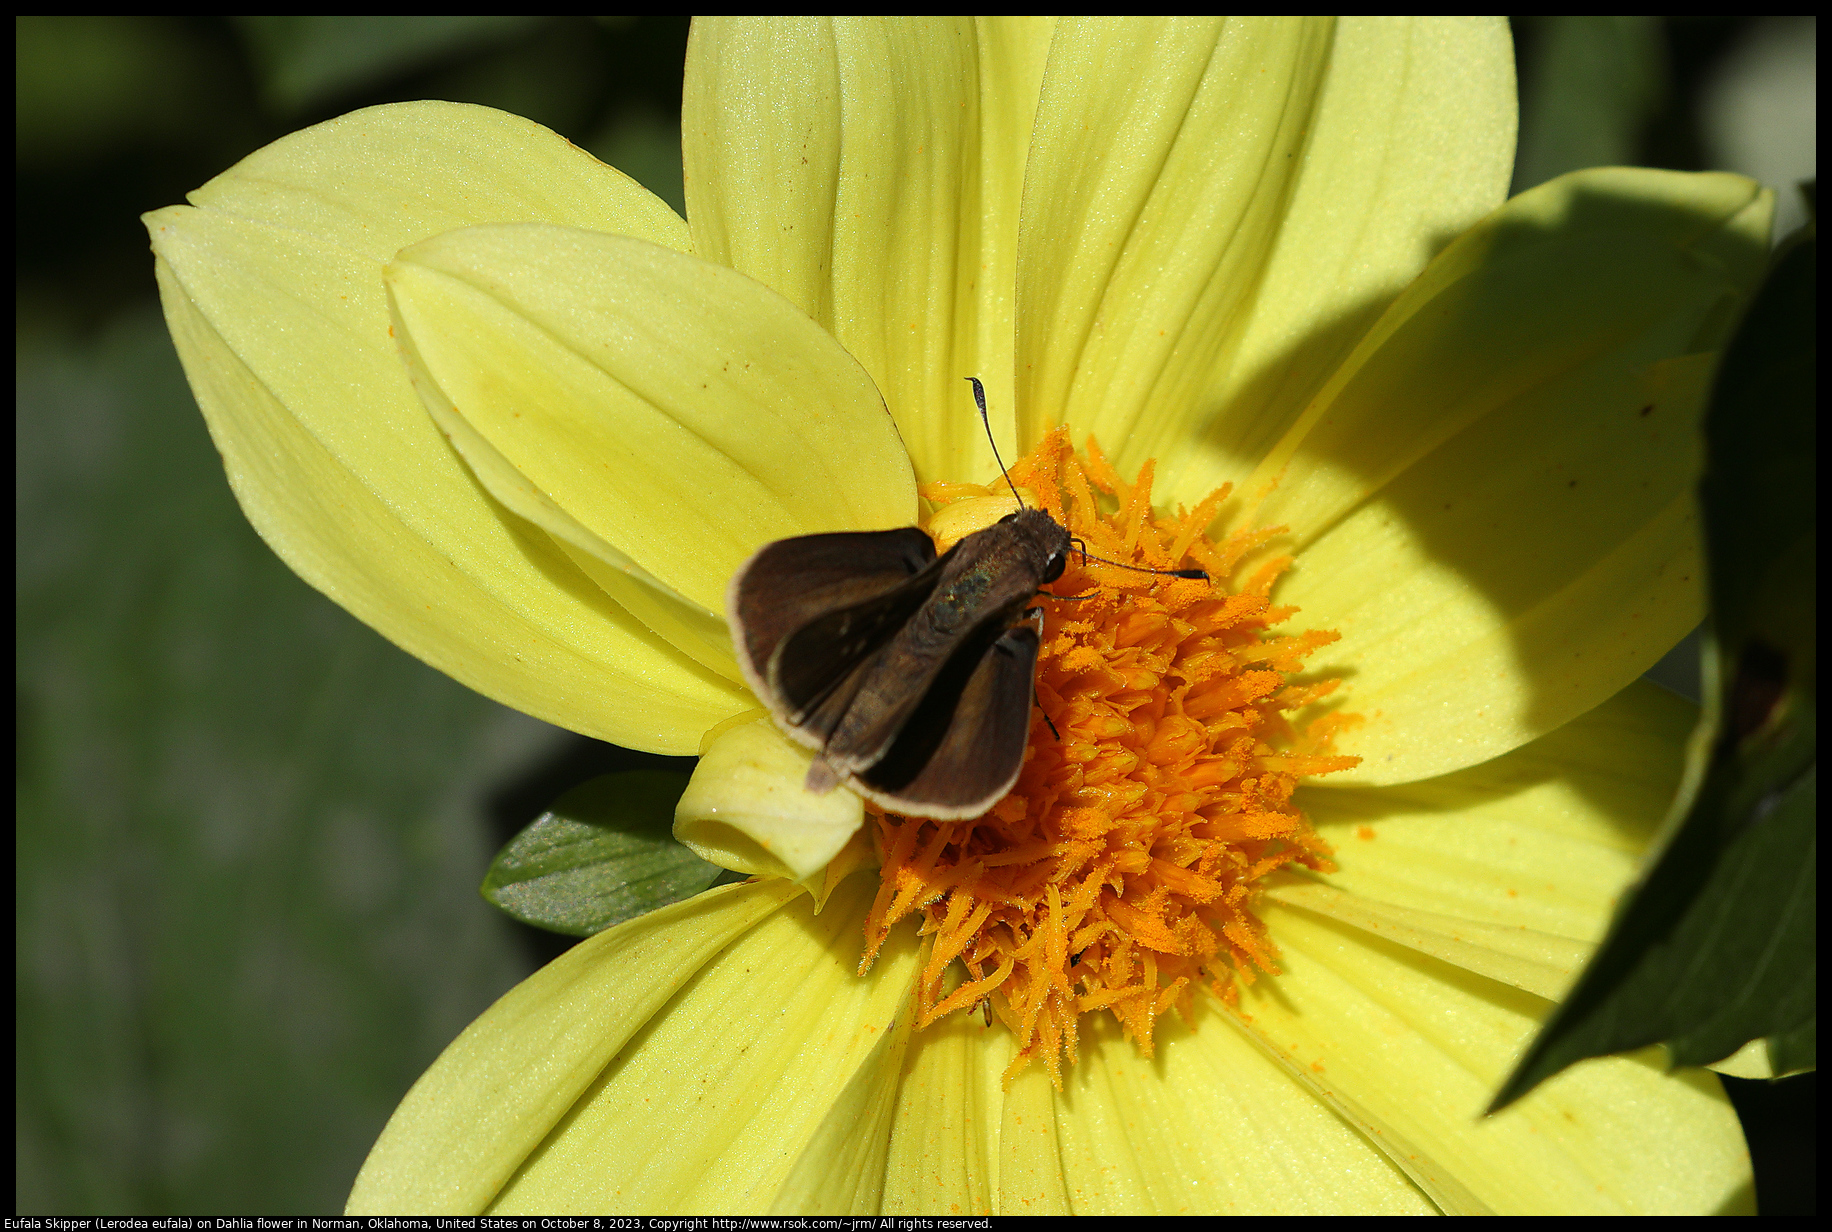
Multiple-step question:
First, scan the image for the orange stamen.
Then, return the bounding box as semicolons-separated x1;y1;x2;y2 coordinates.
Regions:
866;428;1358;1086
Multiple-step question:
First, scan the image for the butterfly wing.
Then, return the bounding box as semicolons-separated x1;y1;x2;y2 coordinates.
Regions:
727;527;940;745
850;611;1042;818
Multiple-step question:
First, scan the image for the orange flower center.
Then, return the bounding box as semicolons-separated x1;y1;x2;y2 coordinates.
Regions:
859;428;1359;1086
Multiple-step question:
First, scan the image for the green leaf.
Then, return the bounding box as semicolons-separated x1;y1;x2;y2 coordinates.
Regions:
1493;220;1816;1111
482;771;722;936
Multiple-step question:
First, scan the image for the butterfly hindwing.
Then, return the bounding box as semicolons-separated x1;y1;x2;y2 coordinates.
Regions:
853;610;1042;818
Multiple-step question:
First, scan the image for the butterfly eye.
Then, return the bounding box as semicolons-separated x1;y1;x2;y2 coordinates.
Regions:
1042;548;1067;583
998;512;1020;525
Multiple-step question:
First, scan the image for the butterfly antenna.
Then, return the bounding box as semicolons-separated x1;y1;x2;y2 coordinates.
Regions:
1086;557;1208;581
1070;536;1207;580
965;377;1025;510
965;382;1204;583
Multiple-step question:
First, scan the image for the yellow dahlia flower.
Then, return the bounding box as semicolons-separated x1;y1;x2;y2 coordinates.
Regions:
144;17;1770;1216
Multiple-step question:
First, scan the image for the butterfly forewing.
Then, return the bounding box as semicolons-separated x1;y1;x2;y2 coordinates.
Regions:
773;568;945;722
729;527;939;738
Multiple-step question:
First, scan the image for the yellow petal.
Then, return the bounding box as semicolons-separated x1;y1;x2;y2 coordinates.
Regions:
384;223;917;684
963;17;1058;470
1166;16;1518;504
674;717;865;884
144;102;746;752
1263;881;1593;1002
881;1003;1012;1215
486;874;922;1213
1014;18;1516;499
685;17;1056;485
1053;1007;1436;1213
1231;680;1749;1213
682;17;843;326
768;991;915;1214
149;218;744;751
1264;169;1772;783
186;100;688;260
1299;679;1692;942
997;1064;1074;1215
1229;911;1750;1214
927;490;1024;552
1708;1038;1777;1080
347;878;803;1215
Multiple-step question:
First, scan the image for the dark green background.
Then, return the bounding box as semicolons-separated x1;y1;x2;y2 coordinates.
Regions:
15;16;1813;1214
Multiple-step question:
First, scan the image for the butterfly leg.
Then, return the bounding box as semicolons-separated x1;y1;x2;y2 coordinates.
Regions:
1022;606;1062;742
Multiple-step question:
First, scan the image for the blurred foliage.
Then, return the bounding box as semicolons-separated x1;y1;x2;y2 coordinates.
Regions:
1513;16;1670;193
17;310;548;1211
14;15;1815;1215
16;16;695;1215
15;15;690;334
233;16;547;114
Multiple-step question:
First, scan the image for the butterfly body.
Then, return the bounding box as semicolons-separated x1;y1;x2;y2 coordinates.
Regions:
728;507;1070;819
